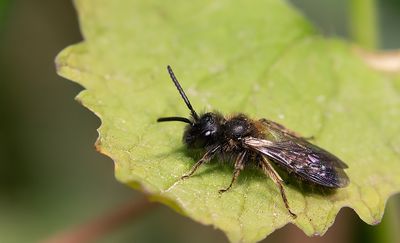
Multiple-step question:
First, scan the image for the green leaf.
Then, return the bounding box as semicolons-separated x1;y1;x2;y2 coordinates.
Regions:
56;0;400;242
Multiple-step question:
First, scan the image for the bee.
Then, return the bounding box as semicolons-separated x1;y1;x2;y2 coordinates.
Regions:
157;66;349;218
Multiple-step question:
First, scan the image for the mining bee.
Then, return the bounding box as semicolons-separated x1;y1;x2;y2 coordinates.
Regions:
157;66;349;218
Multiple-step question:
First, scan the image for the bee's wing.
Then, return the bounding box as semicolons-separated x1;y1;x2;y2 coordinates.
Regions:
245;121;349;187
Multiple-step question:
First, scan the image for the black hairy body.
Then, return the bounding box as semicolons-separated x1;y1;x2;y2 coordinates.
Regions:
157;66;349;218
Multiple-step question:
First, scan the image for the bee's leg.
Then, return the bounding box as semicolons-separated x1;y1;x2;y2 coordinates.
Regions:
181;146;220;180
218;152;246;194
260;156;297;218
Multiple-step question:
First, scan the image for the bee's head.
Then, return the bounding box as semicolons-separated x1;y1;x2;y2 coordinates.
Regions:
183;112;224;148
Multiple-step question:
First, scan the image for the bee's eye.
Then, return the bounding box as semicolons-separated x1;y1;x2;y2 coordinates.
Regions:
204;130;212;136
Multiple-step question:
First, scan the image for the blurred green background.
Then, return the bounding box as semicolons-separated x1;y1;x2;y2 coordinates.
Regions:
0;0;399;242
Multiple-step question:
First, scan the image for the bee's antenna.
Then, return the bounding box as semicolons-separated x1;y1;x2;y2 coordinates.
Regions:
157;116;192;124
167;65;199;121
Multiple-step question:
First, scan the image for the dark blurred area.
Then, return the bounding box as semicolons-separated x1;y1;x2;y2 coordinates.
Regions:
0;0;399;242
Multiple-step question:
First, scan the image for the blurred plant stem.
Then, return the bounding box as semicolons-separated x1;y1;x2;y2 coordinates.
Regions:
376;200;400;243
349;0;378;49
356;49;400;73
44;197;158;243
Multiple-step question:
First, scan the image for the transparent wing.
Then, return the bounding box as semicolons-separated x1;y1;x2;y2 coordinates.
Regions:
245;120;349;188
